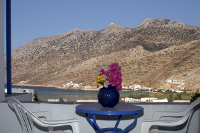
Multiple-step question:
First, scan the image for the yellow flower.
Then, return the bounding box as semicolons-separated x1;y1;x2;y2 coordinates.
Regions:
96;75;107;84
102;78;106;82
97;76;101;79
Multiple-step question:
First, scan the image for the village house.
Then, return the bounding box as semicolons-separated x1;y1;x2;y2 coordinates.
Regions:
128;84;141;91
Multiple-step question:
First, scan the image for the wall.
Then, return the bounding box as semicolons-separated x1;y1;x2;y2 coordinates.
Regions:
0;102;199;133
0;0;5;101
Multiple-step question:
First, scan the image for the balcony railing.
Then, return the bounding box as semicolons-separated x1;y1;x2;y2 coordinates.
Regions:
1;95;200;133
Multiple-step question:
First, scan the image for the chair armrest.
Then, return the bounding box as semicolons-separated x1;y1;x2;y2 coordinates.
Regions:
152;111;184;120
32;117;79;128
33;111;52;120
44;118;79;125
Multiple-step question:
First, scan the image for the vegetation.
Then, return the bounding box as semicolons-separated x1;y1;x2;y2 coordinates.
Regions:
33;93;41;101
128;93;150;99
168;94;174;102
190;90;200;102
59;97;64;102
127;90;192;102
175;93;182;100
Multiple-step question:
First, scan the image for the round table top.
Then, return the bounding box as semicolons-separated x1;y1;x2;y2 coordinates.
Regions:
76;103;143;115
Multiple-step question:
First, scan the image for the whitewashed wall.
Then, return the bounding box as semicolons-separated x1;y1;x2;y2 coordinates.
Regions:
0;102;199;133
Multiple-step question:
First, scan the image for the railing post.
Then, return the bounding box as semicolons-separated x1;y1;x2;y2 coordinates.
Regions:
6;0;12;95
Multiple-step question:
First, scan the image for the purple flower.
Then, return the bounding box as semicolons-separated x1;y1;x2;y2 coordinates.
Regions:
105;63;122;91
100;68;105;76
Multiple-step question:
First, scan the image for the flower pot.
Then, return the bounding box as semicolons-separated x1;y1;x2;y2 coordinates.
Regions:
98;85;120;107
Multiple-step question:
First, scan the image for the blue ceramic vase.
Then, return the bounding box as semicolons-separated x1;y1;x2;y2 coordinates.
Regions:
98;85;120;107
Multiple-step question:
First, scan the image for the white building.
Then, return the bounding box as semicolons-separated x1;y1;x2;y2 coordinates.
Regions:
176;90;184;93
48;99;67;102
152;98;168;102
73;83;79;87
142;87;152;91
122;86;128;89
141;97;157;102
5;88;34;94
62;81;74;87
85;86;91;89
165;79;181;84
124;97;140;103
128;84;141;91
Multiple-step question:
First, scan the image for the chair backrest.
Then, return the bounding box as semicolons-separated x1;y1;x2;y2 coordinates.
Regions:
184;98;200;133
183;97;200;115
7;97;43;133
167;98;200;133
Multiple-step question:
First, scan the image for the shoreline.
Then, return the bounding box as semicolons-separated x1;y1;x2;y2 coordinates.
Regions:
11;84;151;93
11;84;100;91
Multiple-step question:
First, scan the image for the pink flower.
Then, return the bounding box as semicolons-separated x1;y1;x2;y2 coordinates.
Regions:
116;85;122;91
100;68;105;76
105;63;122;91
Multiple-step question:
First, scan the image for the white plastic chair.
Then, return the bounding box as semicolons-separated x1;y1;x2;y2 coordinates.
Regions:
140;98;200;133
7;97;80;133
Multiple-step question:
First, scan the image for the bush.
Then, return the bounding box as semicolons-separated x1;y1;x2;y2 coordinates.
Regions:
190;91;200;102
175;93;182;100
59;97;64;102
157;89;163;93
168;94;174;102
33;93;41;101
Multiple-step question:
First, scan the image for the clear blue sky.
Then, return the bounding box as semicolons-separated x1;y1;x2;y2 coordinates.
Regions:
9;0;200;51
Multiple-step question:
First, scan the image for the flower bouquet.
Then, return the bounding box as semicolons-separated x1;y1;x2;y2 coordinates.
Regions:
96;63;122;107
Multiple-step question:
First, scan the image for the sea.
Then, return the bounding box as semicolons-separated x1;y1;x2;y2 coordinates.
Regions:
8;85;146;102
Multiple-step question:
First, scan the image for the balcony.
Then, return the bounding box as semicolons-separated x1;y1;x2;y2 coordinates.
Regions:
0;94;200;133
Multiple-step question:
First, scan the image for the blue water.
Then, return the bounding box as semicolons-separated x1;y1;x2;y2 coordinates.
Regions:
10;85;145;102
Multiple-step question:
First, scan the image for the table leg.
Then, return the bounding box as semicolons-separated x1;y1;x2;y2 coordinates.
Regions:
85;113;101;133
114;115;122;132
93;114;102;132
122;113;138;133
85;113;122;133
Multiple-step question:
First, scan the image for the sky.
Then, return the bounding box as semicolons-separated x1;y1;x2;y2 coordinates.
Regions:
8;0;200;51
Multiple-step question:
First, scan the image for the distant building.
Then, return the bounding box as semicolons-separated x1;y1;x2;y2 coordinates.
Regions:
62;81;74;87
165;79;181;84
73;83;79;87
124;97;140;103
152;98;168;102
5;88;34;101
176;90;183;93
5;88;34;94
128;84;141;91
122;86;128;89
141;97;157;102
48;99;67;102
142;87;151;91
85;86;91;89
20;81;26;84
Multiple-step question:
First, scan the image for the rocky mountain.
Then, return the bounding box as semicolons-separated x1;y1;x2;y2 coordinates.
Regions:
5;18;200;91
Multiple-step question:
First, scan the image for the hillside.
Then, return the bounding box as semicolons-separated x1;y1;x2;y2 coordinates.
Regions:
5;18;200;91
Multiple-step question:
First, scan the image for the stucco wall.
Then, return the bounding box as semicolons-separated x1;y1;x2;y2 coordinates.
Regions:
0;102;199;133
